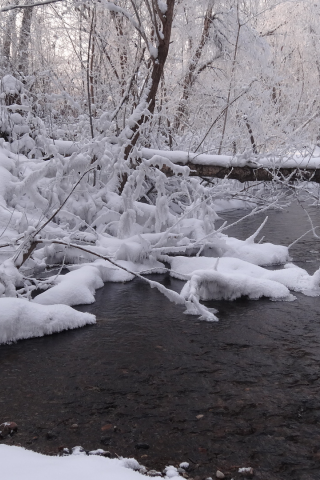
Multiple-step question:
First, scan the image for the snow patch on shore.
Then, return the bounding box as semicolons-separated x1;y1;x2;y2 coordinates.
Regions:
0;445;181;480
0;298;95;344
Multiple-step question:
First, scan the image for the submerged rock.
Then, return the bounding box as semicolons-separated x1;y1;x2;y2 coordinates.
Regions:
135;443;150;450
216;471;225;479
46;430;59;440
0;422;18;438
100;436;111;446
238;467;254;478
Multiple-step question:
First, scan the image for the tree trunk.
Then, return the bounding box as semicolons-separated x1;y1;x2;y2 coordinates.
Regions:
110;10;128;95
174;1;214;130
17;0;34;76
2;0;20;61
123;0;176;160
243;115;258;154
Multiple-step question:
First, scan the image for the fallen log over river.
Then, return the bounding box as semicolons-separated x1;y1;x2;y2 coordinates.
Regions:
182;163;320;183
140;148;320;183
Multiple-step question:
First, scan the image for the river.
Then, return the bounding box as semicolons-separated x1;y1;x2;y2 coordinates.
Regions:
1;202;320;480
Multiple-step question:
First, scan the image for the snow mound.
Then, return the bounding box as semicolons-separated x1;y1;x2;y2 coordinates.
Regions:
33;260;134;306
170;256;320;295
180;269;294;303
223;236;289;265
33;265;106;306
0;445;180;480
34;258;167;307
0;298;96;344
169;256;320;316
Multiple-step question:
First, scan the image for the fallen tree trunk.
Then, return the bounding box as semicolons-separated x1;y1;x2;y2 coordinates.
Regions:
140;148;320;183
182;163;320;183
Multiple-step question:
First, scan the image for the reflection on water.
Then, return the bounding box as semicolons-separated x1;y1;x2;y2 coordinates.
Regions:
1;202;320;479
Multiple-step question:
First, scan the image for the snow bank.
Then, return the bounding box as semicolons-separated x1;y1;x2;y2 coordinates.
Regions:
170;256;320;294
0;298;95;344
180;268;294;303
170;256;320;305
0;445;180;480
223;236;289;265
34;258;166;307
33;265;107;306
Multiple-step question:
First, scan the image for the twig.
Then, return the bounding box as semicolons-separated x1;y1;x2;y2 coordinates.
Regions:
1;0;64;11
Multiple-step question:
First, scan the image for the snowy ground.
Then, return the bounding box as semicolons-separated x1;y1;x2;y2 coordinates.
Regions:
0;445;253;480
0;298;95;344
0;445;183;480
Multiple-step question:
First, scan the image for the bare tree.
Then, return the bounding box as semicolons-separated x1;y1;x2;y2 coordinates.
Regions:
123;0;176;159
2;0;20;62
174;0;216;131
17;0;34;75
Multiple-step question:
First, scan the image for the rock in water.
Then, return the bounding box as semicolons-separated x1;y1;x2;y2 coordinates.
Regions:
135;443;150;450
0;422;18;438
216;471;225;479
238;467;254;478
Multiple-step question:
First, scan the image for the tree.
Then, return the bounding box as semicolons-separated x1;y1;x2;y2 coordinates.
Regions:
17;0;34;75
174;0;220;131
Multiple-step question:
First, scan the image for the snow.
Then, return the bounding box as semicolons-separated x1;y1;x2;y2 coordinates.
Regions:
141;148;237;168
180;268;294;305
141;147;320;170
223;236;289;265
164;466;180;478
0;445;181;480
149;44;158;59
33;257;168;307
1;75;23;95
168;256;320;319
238;467;253;474
170;256;320;295
0;165;12;206
157;0;167;14
34;264;106;306
50;139;81;155
0;298;95;344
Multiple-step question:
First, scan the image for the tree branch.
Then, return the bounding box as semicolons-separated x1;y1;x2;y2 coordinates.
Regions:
1;0;64;12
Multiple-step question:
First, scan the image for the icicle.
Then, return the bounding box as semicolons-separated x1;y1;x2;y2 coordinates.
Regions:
245;216;268;244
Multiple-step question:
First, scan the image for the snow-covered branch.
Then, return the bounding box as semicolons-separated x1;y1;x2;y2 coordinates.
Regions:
0;0;64;12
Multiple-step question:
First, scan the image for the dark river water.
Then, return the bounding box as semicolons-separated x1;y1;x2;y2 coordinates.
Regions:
1;202;320;480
